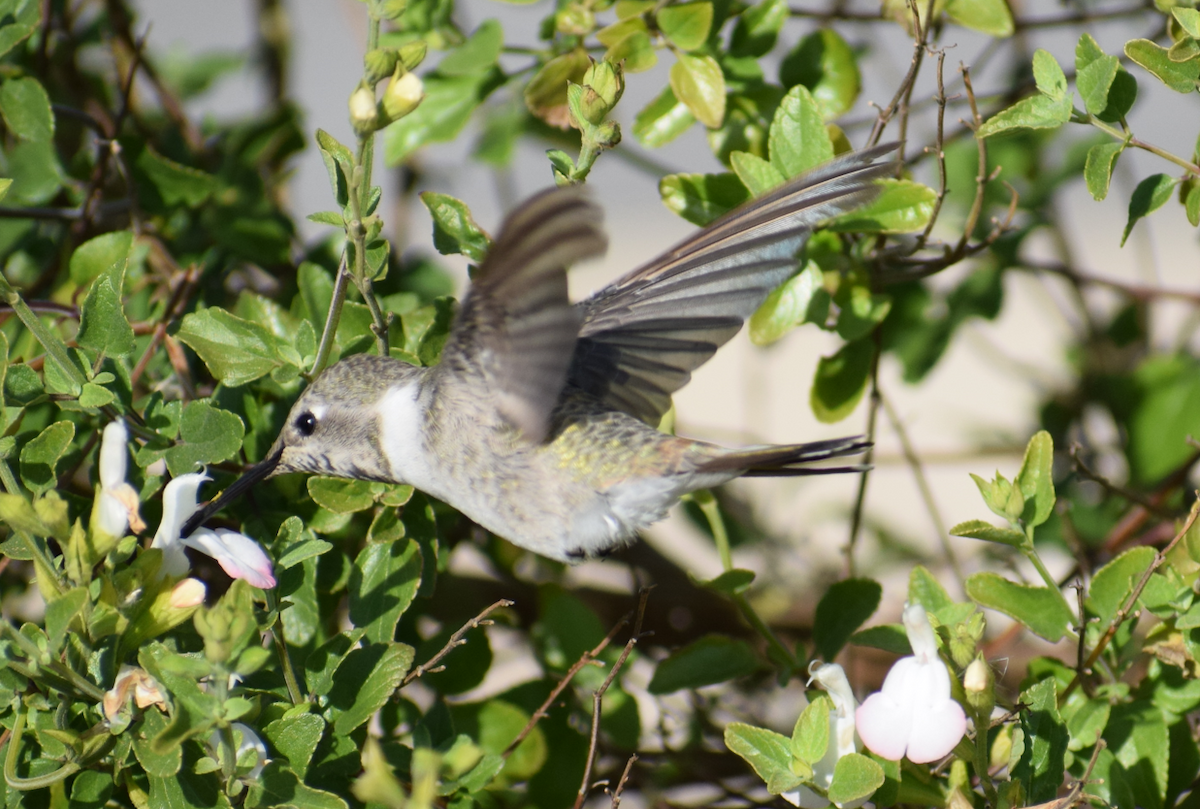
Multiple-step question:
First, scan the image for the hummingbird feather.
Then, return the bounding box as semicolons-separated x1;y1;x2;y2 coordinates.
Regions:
569;142;900;424
437;186;608;443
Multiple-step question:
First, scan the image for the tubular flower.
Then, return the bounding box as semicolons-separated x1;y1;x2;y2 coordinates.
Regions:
855;604;967;764
151;474;276;589
210;722;269;779
94;420;144;537
784;663;863;809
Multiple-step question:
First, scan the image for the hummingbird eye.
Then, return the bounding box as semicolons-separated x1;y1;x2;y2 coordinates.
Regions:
295;411;318;437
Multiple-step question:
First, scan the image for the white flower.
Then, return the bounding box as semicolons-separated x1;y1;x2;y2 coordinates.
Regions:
95;420;144;537
102;665;165;722
855;604;967;764
784;663;863;809
210;722;269;779
151;473;276;589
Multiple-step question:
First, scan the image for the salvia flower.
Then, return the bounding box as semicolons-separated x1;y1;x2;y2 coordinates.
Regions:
855;603;967;764
151;473;276;589
94;420;144;538
102;665;165;723
784;662;863;809
209;722;269;779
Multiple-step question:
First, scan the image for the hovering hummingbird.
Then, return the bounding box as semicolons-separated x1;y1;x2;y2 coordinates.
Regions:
184;144;898;562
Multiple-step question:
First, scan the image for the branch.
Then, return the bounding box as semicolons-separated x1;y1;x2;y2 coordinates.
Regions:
403;599;513;686
573;588;651;809
1061;498;1200;702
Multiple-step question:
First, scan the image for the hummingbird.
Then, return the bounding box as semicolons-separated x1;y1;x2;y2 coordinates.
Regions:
184;144;898;562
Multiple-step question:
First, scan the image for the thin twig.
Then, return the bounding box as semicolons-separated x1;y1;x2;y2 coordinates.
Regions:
1069;444;1175;520
503;605;632;757
403;599;513;686
1061;498;1200;702
574;588;652;809
1025;260;1200;305
609;754;638;809
846;330;882;577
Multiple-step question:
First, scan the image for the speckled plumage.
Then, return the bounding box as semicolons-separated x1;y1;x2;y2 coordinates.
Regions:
185;146;896;560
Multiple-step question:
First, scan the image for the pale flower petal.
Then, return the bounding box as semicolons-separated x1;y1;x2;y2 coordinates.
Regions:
210;722;269;779
183;528;276;589
99;420;128;490
151;473;209;577
97;490;129;539
854;603;967;763
784;786;833;809
168;578;207;609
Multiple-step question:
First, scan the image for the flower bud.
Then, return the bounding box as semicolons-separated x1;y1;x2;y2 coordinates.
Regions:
593;120;621;148
376;0;407;20
364;48;399;85
963;655;995;718
381;69;424;123
349;85;380;135
556;5;595;35
579;60;623;125
169;577;207;610
398;40;428;71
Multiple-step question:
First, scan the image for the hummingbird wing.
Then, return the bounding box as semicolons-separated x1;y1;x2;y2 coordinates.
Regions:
436;185;607;443
568;143;899;424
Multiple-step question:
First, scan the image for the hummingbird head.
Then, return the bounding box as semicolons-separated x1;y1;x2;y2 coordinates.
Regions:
181;354;425;535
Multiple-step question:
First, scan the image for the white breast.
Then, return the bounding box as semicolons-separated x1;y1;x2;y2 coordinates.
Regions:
376;382;444;497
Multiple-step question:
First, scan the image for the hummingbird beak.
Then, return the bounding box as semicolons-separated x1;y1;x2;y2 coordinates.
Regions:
179;445;283;537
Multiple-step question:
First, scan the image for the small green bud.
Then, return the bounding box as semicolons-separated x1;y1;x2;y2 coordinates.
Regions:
381;69;424;123
593;120;621;148
397;40;428;71
556;4;595;35
964;655;995;718
364;48;399;85
349;84;380;135
373;0;407;19
579;60;623;125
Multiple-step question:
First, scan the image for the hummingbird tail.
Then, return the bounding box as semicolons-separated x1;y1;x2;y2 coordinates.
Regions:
696;435;871;477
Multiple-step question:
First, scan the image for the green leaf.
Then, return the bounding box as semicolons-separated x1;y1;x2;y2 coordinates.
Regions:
731;150;785;197
0;77;53;141
768;85;832;178
810;338;872;423
316;128;352;208
850;624;910;655
633;86;695;147
386;71;503;164
523;49;591;127
1187;183;1200;228
1125;39;1200;93
1062;693;1110;752
163;400;245;477
307;477;376;514
0;0;40;59
420;192;492;262
908;565;952;614
813;578;882;660
977;93;1072;137
306;210;344;227
1085;546;1155;628
829;179;935;234
45;587;87;648
749;261;828;345
1085;141;1124;201
669;53;725;128
262;713;326;779
827;753;886;806
1104;702;1169;809
724;722;804;794
329;642;415;735
437;19;503;76
1013;678;1069;804
730;0;786;58
659;171;749;225
349;538;423;643
1033;48;1068;100
648;635;759;693
76;244;135;358
950;519;1026;547
0;493;54;538
1014;430;1055;527
69;231;134;286
657;2;712;50
19;421;74;496
944;0;1013;37
965;573;1072;641
176;306;289;387
836;285;891;341
134;144;216;206
792;694;830;765
696;568;756;594
252;762;349;809
1075;34;1120;116
1175;7;1200;39
598;19;658;73
778;29;861;120
1122;173;1177;246
277;538;334;569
